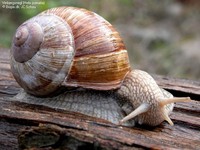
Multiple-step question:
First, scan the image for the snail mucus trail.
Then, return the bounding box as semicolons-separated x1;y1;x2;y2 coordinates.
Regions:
10;7;191;127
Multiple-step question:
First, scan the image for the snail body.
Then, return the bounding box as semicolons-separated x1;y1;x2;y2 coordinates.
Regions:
10;7;190;126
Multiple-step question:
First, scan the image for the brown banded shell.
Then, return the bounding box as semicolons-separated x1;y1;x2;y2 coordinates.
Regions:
10;7;131;96
42;7;131;90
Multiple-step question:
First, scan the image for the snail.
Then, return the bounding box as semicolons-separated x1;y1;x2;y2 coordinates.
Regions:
10;6;191;127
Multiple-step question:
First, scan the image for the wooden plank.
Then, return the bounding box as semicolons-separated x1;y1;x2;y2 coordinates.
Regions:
153;74;200;100
0;48;200;149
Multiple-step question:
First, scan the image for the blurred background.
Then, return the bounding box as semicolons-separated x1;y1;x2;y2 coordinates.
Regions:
0;0;199;80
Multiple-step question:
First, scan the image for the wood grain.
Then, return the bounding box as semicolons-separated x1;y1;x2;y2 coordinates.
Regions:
0;48;200;150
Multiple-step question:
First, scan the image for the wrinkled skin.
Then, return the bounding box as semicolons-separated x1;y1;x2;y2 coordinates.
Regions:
13;70;174;126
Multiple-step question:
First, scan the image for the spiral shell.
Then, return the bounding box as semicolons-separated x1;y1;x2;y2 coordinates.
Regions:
10;7;131;96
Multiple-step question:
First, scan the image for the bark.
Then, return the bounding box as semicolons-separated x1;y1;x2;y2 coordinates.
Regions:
0;48;200;150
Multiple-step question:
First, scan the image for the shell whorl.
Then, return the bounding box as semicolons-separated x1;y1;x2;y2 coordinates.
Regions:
13;22;43;63
10;7;130;96
11;14;75;96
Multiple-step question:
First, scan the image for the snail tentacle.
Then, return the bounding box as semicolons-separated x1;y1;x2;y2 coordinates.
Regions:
159;97;191;107
119;103;150;125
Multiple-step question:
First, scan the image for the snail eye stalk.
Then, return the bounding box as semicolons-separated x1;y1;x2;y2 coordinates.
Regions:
159;97;191;107
119;103;150;124
159;97;191;126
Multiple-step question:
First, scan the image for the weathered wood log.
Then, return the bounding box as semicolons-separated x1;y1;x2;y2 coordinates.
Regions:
0;48;200;150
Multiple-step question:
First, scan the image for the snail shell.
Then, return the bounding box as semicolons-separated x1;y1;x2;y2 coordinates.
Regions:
10;7;130;96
